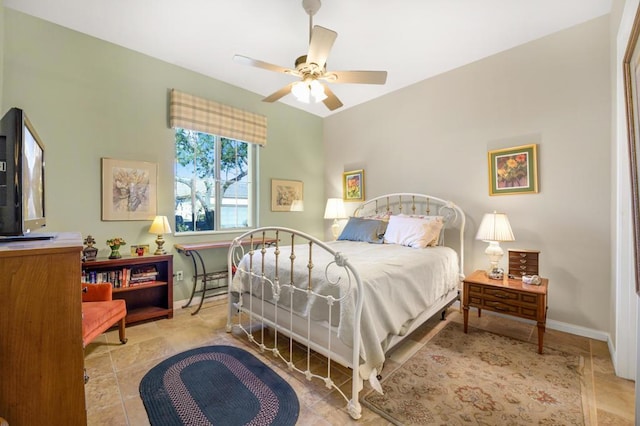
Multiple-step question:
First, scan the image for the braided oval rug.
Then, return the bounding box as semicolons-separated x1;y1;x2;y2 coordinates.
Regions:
139;345;299;426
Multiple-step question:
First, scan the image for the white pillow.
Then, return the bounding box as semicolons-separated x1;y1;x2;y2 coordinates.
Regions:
396;214;444;246
384;215;443;248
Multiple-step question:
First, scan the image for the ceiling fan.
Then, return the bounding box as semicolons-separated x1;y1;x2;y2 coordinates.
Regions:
233;0;387;111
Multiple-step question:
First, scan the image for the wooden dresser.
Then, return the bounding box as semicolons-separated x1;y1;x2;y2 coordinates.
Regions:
0;233;86;425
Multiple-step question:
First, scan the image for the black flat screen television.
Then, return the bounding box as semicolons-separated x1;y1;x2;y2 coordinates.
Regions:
0;107;50;240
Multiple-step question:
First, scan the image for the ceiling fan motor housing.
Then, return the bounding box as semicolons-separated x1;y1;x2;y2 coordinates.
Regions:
295;55;325;79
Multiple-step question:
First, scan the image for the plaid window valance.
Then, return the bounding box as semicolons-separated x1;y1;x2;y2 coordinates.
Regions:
169;89;267;146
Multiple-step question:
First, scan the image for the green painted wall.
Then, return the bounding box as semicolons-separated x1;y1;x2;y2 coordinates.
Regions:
1;9;324;302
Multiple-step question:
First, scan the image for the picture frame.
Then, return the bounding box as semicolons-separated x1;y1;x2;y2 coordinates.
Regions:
102;158;158;221
488;145;538;196
130;244;150;256
271;179;304;212
623;3;640;294
343;169;365;202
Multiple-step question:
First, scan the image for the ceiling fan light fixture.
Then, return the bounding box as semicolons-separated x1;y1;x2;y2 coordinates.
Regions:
292;79;326;104
292;81;311;103
309;79;327;102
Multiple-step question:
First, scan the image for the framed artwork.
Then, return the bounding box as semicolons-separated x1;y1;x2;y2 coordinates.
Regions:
271;179;303;212
624;3;640;294
343;169;365;202
130;244;150;256
102;158;158;220
488;145;538;196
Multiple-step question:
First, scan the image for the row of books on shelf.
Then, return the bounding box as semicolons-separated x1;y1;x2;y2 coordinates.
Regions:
81;265;159;288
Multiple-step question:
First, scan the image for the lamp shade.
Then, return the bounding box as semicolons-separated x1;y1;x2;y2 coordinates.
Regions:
148;215;172;235
324;198;347;220
475;212;515;242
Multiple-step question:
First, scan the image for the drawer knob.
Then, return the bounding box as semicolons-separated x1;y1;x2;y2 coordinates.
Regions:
520;259;527;264
519;253;527;257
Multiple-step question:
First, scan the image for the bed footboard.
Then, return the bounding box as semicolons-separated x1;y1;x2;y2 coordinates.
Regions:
226;227;365;419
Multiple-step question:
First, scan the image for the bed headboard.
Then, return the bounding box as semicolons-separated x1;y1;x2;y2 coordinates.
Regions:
352;193;465;277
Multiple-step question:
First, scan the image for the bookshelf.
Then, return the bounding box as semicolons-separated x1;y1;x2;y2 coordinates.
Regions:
82;254;173;324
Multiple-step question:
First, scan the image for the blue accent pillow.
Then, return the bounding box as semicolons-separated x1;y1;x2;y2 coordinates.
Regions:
337;217;388;244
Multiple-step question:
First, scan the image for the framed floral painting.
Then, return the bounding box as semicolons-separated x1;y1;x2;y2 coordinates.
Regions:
488;144;538;196
343;169;365;202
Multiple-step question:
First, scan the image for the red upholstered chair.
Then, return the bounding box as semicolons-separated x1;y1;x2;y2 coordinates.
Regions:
81;283;128;347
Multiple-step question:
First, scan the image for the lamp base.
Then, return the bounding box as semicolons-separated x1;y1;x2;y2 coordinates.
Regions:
154;235;166;255
487;267;504;280
331;219;340;241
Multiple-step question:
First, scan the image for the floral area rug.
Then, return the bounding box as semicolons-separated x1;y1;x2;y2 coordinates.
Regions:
362;322;588;425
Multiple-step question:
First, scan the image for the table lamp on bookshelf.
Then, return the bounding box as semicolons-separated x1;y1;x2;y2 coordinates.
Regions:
149;215;172;255
475;211;515;279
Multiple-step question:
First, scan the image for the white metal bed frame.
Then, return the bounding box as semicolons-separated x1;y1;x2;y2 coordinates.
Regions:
226;193;465;419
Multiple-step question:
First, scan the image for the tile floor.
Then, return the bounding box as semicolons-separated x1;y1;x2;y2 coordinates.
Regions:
84;297;635;425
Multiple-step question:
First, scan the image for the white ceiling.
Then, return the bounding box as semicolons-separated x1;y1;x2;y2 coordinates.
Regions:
4;0;612;117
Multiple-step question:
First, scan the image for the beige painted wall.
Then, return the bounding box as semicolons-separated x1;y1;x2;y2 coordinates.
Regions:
1;9;324;301
324;16;611;332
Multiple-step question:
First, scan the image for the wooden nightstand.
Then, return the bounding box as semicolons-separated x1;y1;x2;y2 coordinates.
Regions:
463;269;549;354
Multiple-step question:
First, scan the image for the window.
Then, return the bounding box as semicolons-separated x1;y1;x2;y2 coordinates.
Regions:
174;128;256;233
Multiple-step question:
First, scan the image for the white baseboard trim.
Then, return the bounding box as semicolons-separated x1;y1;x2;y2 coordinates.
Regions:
546;319;609;342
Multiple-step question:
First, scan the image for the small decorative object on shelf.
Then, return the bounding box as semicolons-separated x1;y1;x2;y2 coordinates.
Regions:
83;234;98;261
107;237;127;259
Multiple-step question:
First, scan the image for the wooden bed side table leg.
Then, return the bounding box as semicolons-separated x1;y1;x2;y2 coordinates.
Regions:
537;322;545;354
463;306;469;333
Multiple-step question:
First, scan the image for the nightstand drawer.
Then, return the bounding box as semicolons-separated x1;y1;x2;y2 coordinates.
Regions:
472;298;539;320
481;300;519;315
466;284;541;320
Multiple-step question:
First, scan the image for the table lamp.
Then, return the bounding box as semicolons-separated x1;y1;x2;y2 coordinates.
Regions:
475;211;515;279
324;198;347;240
149;215;172;255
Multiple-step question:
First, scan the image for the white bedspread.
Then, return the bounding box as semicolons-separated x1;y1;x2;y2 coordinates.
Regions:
232;240;459;377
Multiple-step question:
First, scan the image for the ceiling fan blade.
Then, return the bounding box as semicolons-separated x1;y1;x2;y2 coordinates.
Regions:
263;83;296;103
307;26;337;70
234;55;298;76
322;70;388;85
322;84;343;111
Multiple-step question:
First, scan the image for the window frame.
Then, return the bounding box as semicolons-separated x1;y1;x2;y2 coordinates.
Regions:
173;128;258;236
